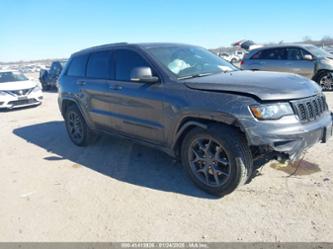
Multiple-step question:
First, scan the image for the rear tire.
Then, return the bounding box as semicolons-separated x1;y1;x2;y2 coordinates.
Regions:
181;124;253;197
64;105;96;146
41;83;49;91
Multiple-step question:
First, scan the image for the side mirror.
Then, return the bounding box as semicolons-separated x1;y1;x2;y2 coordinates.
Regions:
304;54;313;61
130;67;159;83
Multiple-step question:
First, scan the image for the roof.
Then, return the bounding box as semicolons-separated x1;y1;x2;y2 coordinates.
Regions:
71;42;198;56
251;43;315;51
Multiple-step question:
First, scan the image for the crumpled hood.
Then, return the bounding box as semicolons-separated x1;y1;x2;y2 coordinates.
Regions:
183;70;322;101
0;80;37;91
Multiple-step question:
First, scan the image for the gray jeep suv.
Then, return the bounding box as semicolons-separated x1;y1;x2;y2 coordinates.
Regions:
241;44;333;90
58;43;333;196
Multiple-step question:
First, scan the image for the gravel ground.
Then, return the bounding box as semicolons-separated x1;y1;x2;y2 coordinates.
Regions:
0;89;332;242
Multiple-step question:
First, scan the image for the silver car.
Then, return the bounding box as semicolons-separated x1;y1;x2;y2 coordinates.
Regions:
241;44;333;90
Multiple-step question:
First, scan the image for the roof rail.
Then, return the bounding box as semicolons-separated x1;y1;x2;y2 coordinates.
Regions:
73;42;129;56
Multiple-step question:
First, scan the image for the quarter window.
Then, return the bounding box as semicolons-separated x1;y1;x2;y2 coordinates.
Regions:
67;55;88;77
87;52;111;79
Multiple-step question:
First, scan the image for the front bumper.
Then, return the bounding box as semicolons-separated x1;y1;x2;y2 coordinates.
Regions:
245;112;333;161
0;91;43;109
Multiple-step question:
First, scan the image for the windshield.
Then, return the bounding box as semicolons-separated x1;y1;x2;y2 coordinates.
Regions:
145;45;237;79
305;45;332;58
0;72;28;83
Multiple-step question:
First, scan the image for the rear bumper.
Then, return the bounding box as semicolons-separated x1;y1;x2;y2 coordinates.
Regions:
245;112;333;161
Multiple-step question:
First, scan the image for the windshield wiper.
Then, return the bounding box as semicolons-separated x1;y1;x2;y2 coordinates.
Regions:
178;72;215;80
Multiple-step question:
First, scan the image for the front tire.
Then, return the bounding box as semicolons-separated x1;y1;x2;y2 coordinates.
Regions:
181;125;253;196
64;105;96;146
315;71;333;91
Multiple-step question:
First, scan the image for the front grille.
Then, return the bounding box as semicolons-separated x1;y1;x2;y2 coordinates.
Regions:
8;99;38;106
6;88;32;96
291;94;329;122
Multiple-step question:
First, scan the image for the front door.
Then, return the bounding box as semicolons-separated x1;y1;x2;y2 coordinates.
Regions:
106;49;166;145
282;47;315;78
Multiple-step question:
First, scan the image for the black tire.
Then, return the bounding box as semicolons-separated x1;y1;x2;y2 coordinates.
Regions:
315;71;333;91
41;83;49;91
181;124;253;197
231;58;237;64
64;104;96;146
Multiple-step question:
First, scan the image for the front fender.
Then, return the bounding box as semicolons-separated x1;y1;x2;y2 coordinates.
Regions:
171;112;243;153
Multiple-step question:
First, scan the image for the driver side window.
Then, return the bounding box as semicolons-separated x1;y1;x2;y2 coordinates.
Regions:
114;50;151;81
287;47;303;60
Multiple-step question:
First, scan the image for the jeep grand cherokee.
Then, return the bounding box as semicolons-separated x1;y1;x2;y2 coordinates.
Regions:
58;43;333;196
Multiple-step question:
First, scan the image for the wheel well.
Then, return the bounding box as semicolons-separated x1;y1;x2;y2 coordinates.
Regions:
313;69;331;81
61;99;77;117
173;118;246;158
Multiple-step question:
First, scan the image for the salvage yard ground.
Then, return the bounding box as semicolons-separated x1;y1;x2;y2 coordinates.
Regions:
0;91;332;242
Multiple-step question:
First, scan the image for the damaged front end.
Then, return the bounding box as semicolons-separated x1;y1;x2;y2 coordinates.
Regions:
244;97;333;163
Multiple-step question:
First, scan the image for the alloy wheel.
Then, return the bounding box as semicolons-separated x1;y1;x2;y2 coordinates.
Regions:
67;111;84;143
320;73;333;91
188;136;231;187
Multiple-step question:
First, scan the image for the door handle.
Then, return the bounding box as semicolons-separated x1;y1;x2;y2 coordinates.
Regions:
77;80;86;86
109;84;122;90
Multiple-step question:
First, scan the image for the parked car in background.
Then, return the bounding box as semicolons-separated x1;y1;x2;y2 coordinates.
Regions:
0;70;43;109
58;42;332;196
241;44;333;90
325;47;333;55
232;40;263;51
234;50;246;60
219;51;246;64
39;60;67;91
219;52;239;64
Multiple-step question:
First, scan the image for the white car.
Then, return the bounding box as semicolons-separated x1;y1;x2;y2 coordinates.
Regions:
219;52;239;64
0;70;43;109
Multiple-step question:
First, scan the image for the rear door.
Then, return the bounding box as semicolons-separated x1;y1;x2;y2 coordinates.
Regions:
246;47;287;71
106;49;166;145
79;51;119;130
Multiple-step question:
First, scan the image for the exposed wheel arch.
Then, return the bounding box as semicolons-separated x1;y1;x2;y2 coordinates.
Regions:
172;117;246;158
60;98;97;131
313;69;333;80
61;99;77;117
313;70;333;91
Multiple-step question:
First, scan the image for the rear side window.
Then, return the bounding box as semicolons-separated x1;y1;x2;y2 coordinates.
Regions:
114;50;149;81
67;55;88;77
87;52;111;79
251;48;286;60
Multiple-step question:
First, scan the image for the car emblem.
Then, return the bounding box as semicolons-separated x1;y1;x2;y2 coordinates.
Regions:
19;90;24;95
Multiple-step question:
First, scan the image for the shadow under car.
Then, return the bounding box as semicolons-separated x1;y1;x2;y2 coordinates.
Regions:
13;121;215;199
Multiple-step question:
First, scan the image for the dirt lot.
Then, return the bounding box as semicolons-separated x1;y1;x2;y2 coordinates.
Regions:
0;90;333;242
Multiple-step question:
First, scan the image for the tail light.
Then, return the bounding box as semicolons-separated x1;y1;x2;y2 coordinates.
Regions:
240;60;244;65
